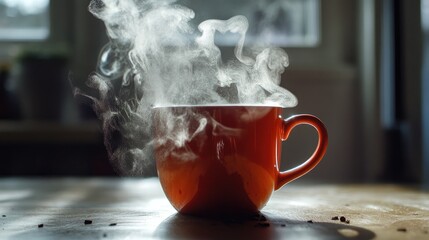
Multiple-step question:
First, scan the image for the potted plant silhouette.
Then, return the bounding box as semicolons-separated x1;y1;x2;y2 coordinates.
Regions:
14;45;69;121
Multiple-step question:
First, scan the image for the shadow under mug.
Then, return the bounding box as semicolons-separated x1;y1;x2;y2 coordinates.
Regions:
153;105;328;216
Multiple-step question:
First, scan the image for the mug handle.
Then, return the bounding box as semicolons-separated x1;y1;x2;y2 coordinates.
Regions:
275;114;328;190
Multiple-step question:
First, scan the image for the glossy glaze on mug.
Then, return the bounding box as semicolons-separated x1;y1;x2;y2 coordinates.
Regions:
154;105;282;216
154;105;329;216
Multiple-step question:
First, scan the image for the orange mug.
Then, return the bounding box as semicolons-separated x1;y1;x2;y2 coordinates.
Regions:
153;105;328;216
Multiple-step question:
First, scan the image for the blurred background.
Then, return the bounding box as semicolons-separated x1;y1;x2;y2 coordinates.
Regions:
0;0;427;185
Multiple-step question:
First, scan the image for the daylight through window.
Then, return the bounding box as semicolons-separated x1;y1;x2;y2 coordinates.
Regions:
0;0;50;40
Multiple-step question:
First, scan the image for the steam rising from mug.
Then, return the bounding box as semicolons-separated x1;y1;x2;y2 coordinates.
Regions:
76;0;297;175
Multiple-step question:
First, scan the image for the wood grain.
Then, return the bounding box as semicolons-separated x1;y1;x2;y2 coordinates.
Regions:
0;178;427;239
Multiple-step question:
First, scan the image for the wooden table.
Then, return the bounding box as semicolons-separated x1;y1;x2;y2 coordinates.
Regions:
0;178;428;239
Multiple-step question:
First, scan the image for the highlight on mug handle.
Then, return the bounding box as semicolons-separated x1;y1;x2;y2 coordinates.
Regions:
275;114;328;190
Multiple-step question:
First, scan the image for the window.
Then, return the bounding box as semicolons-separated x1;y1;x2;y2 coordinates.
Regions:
0;0;50;41
422;0;429;185
423;0;429;31
188;0;320;47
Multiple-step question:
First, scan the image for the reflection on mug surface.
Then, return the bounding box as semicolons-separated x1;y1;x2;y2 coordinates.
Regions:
153;105;328;216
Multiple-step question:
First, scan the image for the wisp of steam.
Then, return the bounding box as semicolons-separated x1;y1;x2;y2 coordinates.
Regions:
75;0;297;175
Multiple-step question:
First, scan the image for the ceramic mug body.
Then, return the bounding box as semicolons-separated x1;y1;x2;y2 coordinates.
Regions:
153;105;327;216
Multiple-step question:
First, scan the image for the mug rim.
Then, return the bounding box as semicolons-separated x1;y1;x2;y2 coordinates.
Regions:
152;104;286;109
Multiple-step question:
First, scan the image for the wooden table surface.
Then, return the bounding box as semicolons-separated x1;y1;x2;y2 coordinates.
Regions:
0;178;428;240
